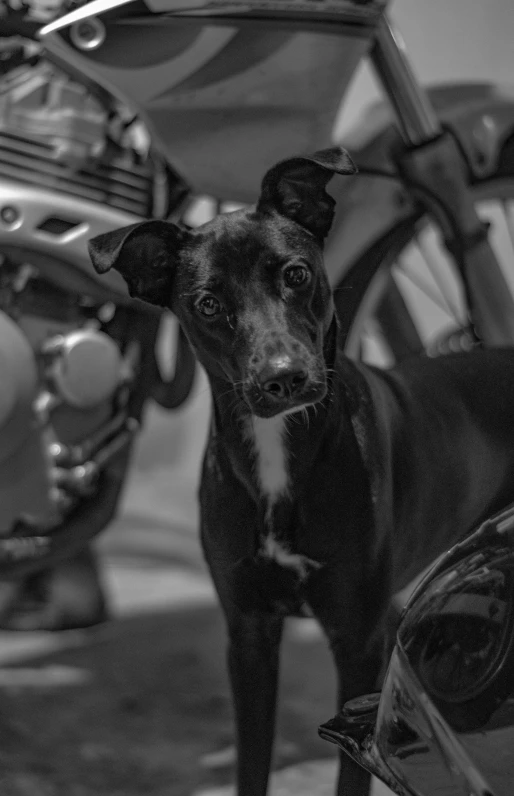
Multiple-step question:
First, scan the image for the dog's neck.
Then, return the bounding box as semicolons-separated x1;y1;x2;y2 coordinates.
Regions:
243;412;289;520
207;317;340;516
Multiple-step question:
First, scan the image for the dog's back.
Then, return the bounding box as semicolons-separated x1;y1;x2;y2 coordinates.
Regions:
350;348;514;590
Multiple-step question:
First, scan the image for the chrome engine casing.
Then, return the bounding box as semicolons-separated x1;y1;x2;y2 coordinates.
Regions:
0;254;140;536
0;178;140;300
0;51;188;295
0;50;180;540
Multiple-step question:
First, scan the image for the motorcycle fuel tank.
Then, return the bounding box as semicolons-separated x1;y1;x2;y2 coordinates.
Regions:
40;0;389;202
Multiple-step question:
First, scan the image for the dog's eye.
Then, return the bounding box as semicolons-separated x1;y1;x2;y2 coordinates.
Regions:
197;295;222;317
284;265;310;288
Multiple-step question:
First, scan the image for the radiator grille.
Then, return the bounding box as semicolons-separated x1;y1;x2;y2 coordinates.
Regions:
0;131;155;217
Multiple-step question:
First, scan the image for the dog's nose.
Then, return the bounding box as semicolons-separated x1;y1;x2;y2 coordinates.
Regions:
259;359;308;400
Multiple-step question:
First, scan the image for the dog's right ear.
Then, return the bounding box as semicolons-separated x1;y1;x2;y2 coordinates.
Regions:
257;147;357;242
88;220;185;308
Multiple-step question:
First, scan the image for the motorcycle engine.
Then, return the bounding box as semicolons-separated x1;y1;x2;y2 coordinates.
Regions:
0;255;140;536
0;43;188;539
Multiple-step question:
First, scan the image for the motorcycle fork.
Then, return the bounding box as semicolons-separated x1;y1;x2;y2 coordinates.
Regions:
369;14;514;347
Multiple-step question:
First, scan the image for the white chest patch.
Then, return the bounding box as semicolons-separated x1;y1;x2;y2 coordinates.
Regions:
262;534;322;579
245;414;322;578
246;413;289;511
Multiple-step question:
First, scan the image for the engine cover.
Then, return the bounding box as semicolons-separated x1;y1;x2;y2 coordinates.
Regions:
0;311;56;533
46;328;123;409
0;310;38;459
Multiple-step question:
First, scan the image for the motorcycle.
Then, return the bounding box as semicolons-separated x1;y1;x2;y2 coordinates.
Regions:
0;0;514;629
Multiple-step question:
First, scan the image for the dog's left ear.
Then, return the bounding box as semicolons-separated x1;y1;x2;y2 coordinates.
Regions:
88;220;185;308
257;147;357;242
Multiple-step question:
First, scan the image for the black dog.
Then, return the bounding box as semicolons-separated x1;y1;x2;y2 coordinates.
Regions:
88;147;514;796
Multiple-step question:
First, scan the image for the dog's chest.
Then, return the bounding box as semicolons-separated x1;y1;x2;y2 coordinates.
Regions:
247;414;289;510
245;415;321;579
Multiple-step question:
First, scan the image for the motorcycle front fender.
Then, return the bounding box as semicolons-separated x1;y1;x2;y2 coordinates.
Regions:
325;82;514;286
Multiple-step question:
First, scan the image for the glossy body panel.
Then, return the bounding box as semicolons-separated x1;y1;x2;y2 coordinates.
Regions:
321;504;514;796
41;0;388;199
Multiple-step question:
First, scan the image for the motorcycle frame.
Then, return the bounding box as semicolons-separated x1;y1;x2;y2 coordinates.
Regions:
329;14;514;346
370;15;442;145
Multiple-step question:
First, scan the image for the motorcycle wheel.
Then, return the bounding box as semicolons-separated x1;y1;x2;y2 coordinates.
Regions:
335;140;514;365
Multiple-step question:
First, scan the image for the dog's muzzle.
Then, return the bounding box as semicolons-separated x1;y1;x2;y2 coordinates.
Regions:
245;354;326;417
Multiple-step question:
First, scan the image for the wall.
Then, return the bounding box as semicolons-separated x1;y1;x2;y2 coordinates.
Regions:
337;0;514;137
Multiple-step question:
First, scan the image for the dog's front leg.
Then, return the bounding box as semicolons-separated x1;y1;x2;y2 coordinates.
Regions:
307;572;385;796
329;641;382;796
200;448;286;794
226;609;284;796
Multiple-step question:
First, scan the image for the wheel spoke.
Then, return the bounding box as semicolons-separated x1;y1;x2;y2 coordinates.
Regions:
414;233;462;321
395;253;458;318
502;199;514;255
337;179;514;367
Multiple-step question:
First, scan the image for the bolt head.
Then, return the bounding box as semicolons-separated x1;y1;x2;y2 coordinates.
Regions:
0;206;19;225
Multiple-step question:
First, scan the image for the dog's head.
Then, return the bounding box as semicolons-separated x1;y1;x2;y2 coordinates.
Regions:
88;147;356;418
